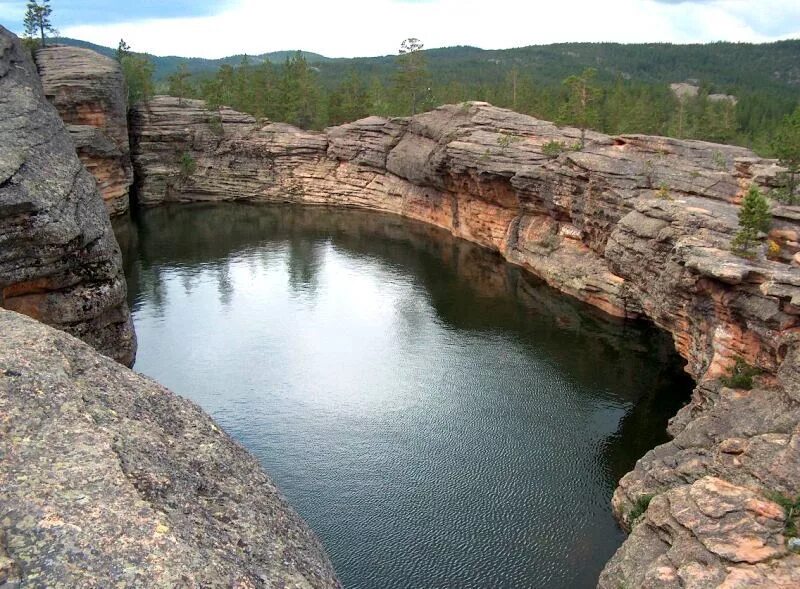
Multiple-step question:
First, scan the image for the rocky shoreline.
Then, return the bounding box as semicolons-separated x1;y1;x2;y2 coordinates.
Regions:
127;94;800;585
2;32;799;587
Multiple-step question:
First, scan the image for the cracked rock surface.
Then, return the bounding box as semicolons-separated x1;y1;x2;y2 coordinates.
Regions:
0;26;135;365
35;45;133;217
0;308;340;588
130;95;800;586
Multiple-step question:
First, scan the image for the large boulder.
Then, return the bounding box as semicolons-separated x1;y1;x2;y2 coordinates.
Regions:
0;27;135;365
0;308;340;588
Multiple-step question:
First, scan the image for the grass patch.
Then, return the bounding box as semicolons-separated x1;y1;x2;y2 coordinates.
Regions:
766;491;800;538
719;357;761;390
178;152;196;180
628;494;655;524
542;140;566;158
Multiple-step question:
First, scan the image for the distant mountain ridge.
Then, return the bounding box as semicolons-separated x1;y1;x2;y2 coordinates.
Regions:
53;37;329;80
54;36;800;97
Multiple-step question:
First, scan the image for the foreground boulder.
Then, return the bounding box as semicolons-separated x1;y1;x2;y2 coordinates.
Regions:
131;96;800;586
0;308;341;588
0;26;135;365
35;45;133;216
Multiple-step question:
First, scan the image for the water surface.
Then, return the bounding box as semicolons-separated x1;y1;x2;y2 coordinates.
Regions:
115;204;692;589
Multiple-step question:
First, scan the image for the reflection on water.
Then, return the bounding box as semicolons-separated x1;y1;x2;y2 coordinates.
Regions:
115;204;693;589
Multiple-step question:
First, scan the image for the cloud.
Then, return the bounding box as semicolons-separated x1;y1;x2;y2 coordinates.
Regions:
0;0;230;32
32;0;800;59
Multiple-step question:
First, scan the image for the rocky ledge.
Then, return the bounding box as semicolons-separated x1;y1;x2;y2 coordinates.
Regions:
131;96;800;586
35;45;133;217
0;27;135;366
0;308;340;588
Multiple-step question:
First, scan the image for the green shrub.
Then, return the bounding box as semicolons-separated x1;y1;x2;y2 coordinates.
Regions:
766;491;800;538
496;133;522;150
771;173;799;205
542;140;566;158
207;113;224;136
656;183;671;200
731;185;771;257
720;357;761;390
628;494;655;524
178;152;196;179
712;149;728;171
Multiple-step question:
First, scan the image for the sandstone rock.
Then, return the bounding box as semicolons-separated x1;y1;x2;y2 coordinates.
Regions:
128;96;800;587
35;45;132;216
599;477;800;589
0;26;135;365
0;308;340;588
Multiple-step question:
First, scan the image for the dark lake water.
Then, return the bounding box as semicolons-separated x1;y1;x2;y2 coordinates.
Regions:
114;204;693;589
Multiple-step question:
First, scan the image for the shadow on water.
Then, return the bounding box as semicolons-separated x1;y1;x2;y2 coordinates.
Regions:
114;203;693;589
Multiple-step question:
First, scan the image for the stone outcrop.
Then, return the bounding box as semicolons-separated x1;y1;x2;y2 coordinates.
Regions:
0;308;340;588
131;96;799;379
0;27;135;366
35;45;133;216
131;96;800;586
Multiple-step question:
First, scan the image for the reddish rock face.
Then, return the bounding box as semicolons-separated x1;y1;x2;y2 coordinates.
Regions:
0;27;136;366
35;46;132;217
130;96;800;586
131;97;798;381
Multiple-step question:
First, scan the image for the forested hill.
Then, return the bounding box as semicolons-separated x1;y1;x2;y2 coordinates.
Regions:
59;37;800;155
58;36;800;93
54;37;328;79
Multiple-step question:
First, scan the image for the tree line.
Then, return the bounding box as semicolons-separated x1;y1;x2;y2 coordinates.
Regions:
18;0;796;164
143;39;794;159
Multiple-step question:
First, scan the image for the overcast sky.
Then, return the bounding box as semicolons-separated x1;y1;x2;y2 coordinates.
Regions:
1;0;799;58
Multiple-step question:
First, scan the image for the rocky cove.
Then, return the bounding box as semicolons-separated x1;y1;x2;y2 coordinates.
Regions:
1;26;799;589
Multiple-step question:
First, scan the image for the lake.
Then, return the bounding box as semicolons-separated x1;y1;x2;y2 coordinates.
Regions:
114;203;692;588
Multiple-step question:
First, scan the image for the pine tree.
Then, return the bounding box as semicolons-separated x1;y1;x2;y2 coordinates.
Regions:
772;106;800;204
277;53;319;129
732;185;771;256
560;68;599;149
168;64;193;105
395;38;430;116
116;39;154;105
23;0;55;47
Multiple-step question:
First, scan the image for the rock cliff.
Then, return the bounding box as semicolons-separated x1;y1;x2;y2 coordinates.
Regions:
0;308;340;588
35;45;133;216
131;96;800;586
0;26;136;366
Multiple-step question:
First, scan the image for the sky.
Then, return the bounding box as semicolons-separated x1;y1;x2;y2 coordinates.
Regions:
1;0;799;58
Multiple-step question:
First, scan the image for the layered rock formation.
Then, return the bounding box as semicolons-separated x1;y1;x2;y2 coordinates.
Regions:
131;96;800;586
0;308;340;588
0;27;135;365
35;45;132;216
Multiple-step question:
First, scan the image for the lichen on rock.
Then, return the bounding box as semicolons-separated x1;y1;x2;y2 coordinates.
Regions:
0;308;340;588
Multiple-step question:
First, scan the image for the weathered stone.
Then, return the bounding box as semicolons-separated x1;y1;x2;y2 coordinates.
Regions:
35;45;133;216
129;96;800;587
0;26;135;366
0;308;340;588
599;477;800;589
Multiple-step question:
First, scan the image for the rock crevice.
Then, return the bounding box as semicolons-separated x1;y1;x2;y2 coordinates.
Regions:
0;26;135;366
35;45;133;217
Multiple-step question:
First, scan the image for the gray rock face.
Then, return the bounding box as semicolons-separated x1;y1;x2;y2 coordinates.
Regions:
130;96;800;586
35;45;133;216
0;308;340;588
0;26;135;366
